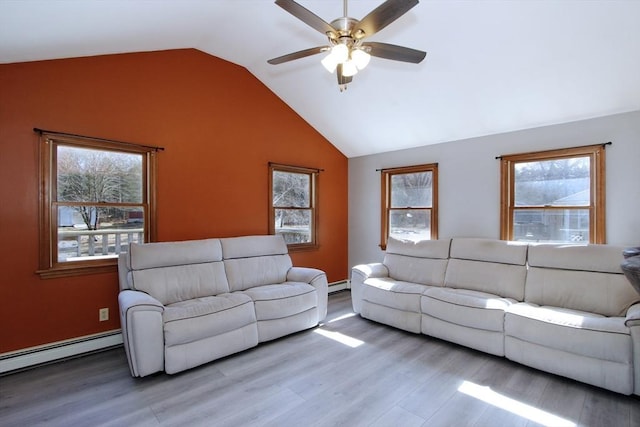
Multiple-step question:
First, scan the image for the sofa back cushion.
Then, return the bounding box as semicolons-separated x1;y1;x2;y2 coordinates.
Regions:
383;238;451;286
222;235;293;292
125;239;230;305
526;244;638;317
444;238;528;300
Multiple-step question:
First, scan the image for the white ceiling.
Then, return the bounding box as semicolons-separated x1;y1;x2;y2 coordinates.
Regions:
1;0;639;158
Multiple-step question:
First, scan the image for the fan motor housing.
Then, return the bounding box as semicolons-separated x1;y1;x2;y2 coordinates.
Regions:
329;17;362;47
330;17;361;34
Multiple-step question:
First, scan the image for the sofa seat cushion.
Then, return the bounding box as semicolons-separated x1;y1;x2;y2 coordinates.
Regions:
422;288;515;332
242;283;317;321
362;278;429;312
505;303;631;363
163;293;256;347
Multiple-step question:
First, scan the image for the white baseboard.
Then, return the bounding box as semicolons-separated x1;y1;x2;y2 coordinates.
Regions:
0;330;123;374
329;280;350;293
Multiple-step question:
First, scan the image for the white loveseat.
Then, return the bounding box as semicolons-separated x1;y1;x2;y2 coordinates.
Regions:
118;235;328;377
351;237;640;395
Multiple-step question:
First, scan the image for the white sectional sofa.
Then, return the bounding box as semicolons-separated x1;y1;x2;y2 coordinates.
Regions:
118;235;328;377
351;237;640;395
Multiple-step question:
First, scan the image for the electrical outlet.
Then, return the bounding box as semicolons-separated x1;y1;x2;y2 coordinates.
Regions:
99;308;109;322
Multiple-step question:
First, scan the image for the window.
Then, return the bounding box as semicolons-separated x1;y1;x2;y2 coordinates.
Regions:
380;163;438;249
500;144;606;244
37;130;159;278
269;163;319;250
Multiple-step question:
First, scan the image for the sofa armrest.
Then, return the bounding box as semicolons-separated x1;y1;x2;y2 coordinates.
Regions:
352;263;389;280
626;302;640;395
350;263;389;313
625;303;640;327
118;290;165;377
287;267;329;322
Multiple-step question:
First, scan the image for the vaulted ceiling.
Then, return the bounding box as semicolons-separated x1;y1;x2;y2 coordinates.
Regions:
2;0;639;158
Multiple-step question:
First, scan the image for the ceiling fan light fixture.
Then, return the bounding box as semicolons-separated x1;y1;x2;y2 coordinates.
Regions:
269;0;426;89
331;43;349;63
351;48;371;70
321;53;339;72
342;59;358;77
321;43;349;72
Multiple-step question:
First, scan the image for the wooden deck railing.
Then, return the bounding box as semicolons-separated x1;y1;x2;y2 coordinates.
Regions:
58;228;144;260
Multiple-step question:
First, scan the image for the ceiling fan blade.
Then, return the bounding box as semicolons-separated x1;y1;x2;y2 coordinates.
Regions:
268;46;327;65
336;64;353;85
275;0;337;38
352;0;419;39
364;42;426;63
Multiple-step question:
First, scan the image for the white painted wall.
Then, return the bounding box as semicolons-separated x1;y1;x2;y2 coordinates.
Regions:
348;110;640;270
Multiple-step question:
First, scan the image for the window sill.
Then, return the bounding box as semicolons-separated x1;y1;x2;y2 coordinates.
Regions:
287;243;319;253
36;263;117;279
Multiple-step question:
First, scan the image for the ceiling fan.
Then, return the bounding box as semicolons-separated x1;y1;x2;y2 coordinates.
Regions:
268;0;426;90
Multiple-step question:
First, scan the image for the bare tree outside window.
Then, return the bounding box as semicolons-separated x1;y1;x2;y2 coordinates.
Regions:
269;164;318;250
57;146;142;230
38;131;158;278
381;163;438;249
389;171;432;241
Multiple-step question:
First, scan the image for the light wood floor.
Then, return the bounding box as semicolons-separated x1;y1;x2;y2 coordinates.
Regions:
2;291;639;427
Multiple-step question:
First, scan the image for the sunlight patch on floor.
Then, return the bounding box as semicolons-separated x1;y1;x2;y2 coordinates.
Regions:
323;312;357;324
458;381;576;427
313;328;364;348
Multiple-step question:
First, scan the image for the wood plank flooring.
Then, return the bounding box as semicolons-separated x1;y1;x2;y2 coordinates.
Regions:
1;291;639;426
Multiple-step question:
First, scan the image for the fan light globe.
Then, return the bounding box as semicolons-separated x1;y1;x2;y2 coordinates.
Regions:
352;49;371;70
331;44;349;63
321;44;351;73
342;59;358;77
321;54;339;73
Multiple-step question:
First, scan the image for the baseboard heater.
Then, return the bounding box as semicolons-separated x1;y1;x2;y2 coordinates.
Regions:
328;279;349;293
1;281;350;375
0;330;123;375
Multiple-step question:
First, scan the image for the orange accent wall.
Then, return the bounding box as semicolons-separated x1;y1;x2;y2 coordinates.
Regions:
0;49;348;353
